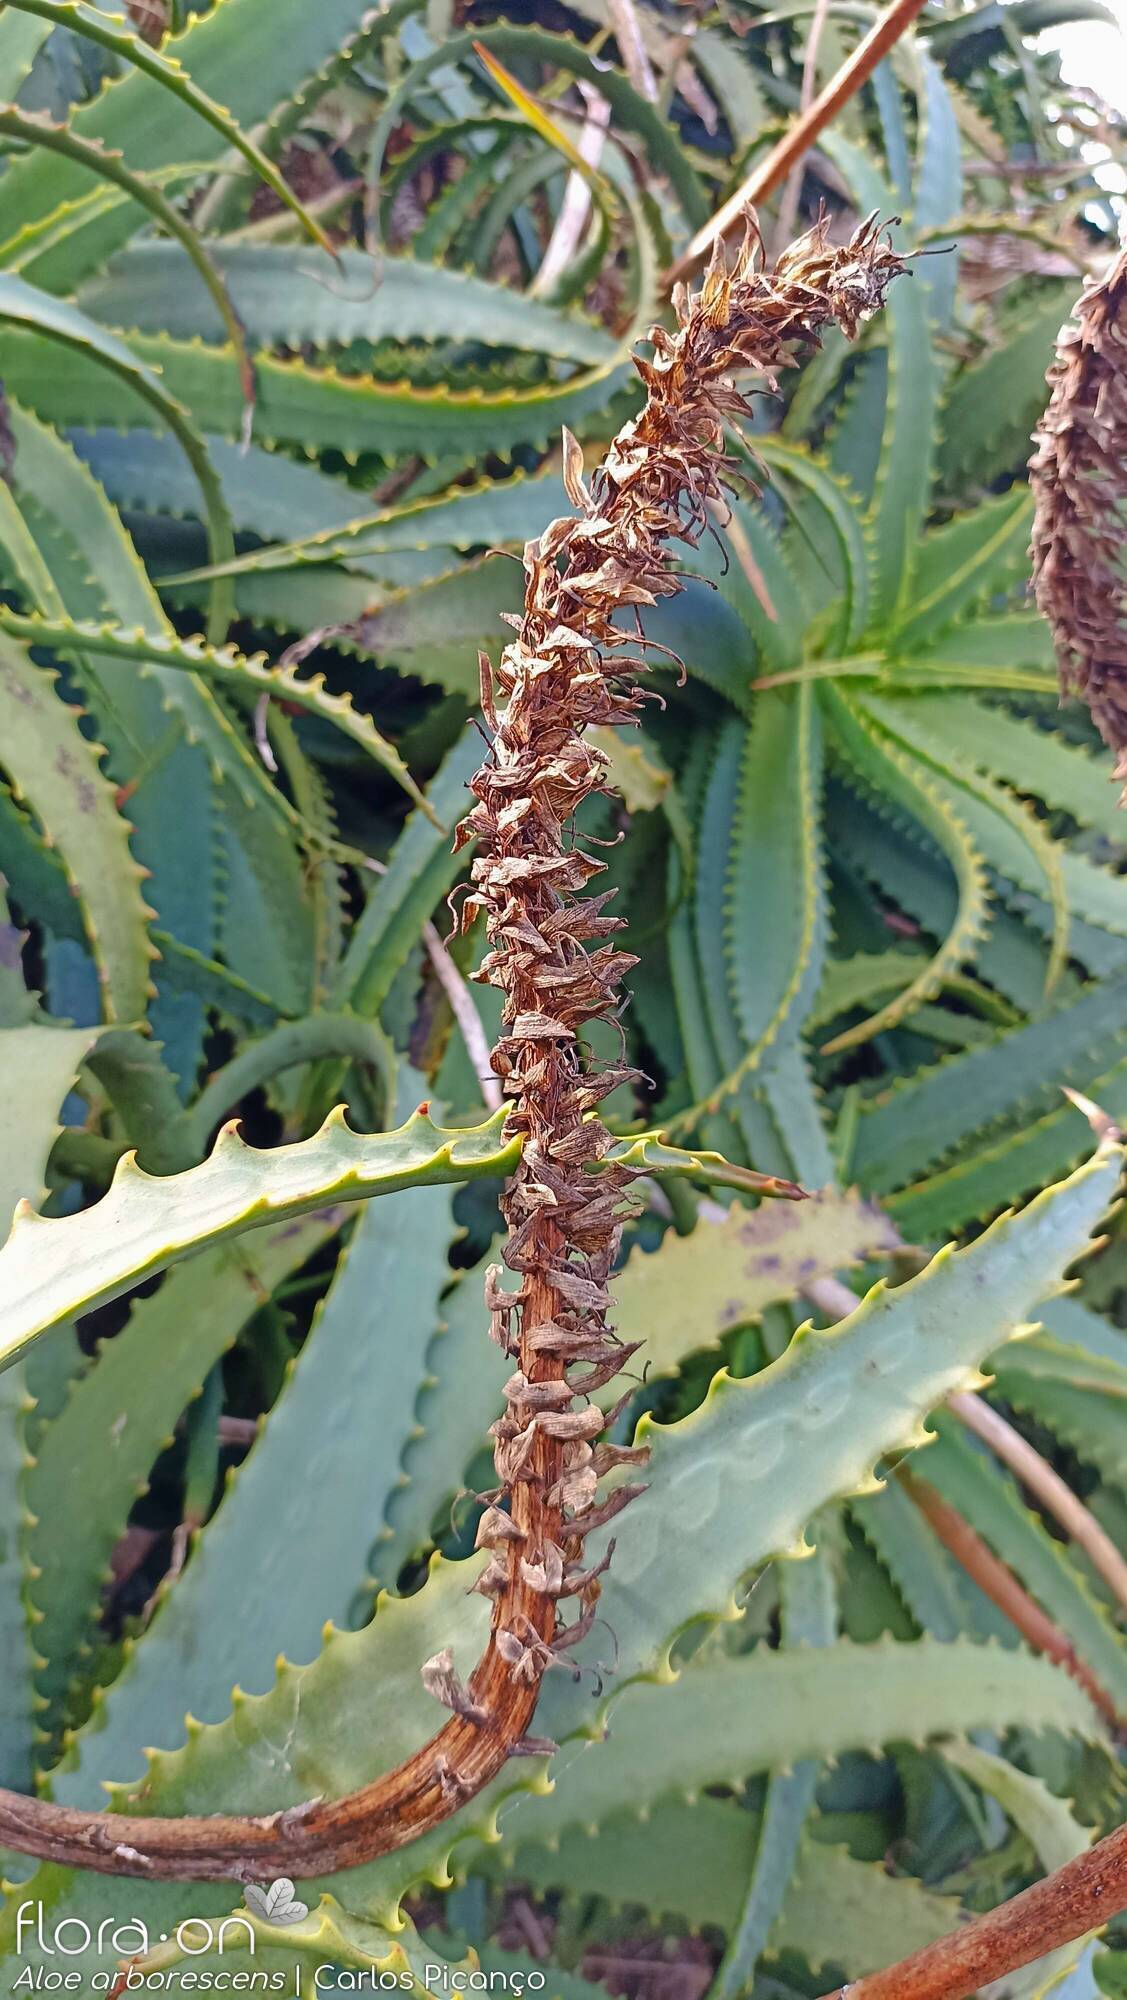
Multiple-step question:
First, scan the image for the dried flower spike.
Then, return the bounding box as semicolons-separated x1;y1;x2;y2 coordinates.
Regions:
0;210;905;1883
1030;247;1127;786
452;207;908;1730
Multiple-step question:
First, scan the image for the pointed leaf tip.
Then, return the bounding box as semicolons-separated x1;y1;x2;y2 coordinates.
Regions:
1061;1086;1121;1144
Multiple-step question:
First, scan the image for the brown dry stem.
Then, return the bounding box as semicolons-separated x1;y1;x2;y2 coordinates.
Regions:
1031;246;1127;782
818;1819;1127;2000
901;1468;1122;1728
0;216;904;1884
665;0;929;284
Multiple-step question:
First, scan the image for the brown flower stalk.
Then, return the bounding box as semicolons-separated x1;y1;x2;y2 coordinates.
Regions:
818;1820;1127;2000
900;1469;1122;1728
1030;246;1127;781
451;205;909;1748
0;215;904;1884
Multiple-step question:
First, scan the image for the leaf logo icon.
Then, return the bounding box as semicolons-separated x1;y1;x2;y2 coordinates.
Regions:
244;1878;310;1926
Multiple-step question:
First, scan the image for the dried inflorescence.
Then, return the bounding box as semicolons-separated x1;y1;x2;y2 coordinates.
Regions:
0;211;906;1883
452;209;908;1710
1030;247;1127;784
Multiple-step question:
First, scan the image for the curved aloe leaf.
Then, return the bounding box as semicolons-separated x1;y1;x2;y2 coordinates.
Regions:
853;970;1127;1194
0;1099;778;1370
368;24;708;234
819;136;937;627
0;319;636;460
0;609;438;823
0;273;235;636
926;1414;1127;1718
494;1800;961;1982
822;686;991;1053
938;283;1080;491
755;437;871;649
26;1209;341;1749
162;464;571;584
0;1105;521;1364
888;1070;1127;1239
542;1127;1124;1743
0;8;51;93
80;242;618;367
58;1178;459;1780
0;0;336;256
709;1546;837;2000
0;401;291;818
902;691;1125;842
861;689;1068;998
0;1016;106;1783
717;684;826;1103
0;107;253;407
893;613;1057;694
0;633;156;1020
891;489;1033;651
942;1742;1096;1997
517;1642;1104;1848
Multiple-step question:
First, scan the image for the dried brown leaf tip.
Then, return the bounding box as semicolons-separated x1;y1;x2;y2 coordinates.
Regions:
1031;246;1127;786
453;210;906;1701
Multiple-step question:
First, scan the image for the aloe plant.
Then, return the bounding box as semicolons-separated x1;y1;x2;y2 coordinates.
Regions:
0;1;1126;1995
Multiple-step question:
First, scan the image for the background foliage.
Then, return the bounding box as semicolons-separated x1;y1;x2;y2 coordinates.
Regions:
0;0;1126;1992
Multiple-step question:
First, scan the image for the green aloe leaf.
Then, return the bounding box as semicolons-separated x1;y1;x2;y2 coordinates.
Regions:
853;971;1127;1193
80;243;618;367
820;137;938;629
0;1097;768;1375
543;1129;1123;1741
490;1799;961;1981
0;320;635;461
0;608;438;823
888;1076;1127;1239
368;24;708;233
852;1474;997;1641
0;274;235;635
0;1016;105;1786
721;684;826;1093
894;613;1058;694
924;1414;1127;1718
513;1641;1103;1850
910;42;962;327
938;284;1080;492
0;0;336;257
611;1186;900;1384
0;7;52;94
0;106;253;399
709;1546;837;2000
822;687;990;1052
330;731;481;1017
370;1244;509;1593
0;1105;520;1366
25;1211;340;1750
162;463;569;584
941;1742;1096;1998
898;692;1124;841
860;689;1068;995
892;489;1034;651
0;633;156;1023
0;0;384;278
53;1177;458;1795
756;438;871;650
